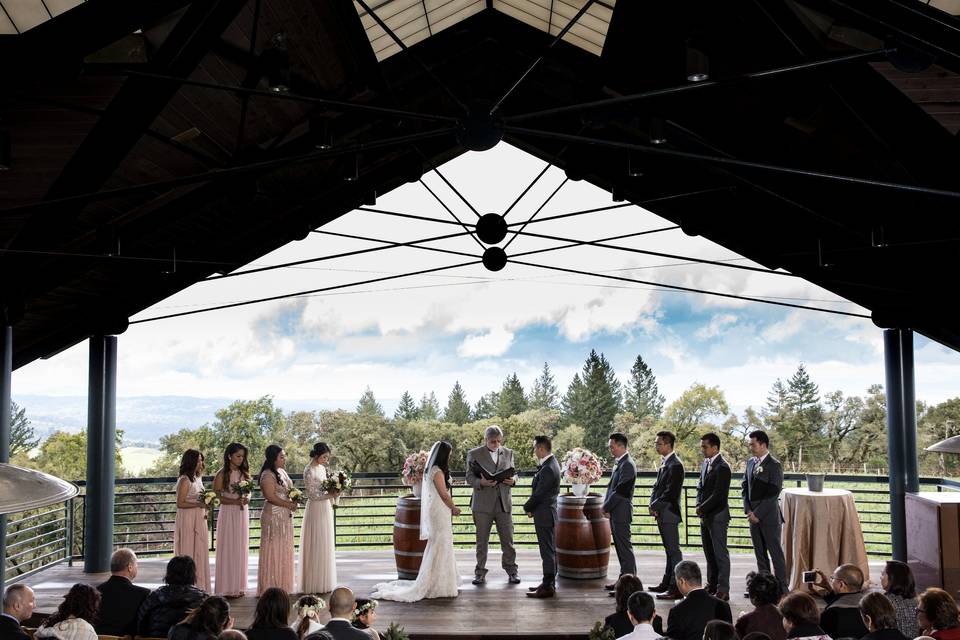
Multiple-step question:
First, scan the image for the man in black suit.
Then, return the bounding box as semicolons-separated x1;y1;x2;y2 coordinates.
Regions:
741;430;787;592
1;584;35;640
695;433;732;602
308;587;369;640
603;431;637;593
524;434;561;599
649;430;684;600
664;560;733;640
97;548;151;636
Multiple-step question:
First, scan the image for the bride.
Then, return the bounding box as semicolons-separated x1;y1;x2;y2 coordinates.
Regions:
372;441;461;602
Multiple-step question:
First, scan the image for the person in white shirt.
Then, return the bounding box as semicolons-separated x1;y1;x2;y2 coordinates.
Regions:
34;583;99;640
618;591;662;640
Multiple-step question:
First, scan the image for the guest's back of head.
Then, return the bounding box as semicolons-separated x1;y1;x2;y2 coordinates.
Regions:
328;587;355;619
918;588;960;631
166;555;199;586
44;583;100;628
779;591;821;628
615;575;644;613
859;592;898;632
627;591;656;626
835;564;865;593
742;633;772;640
704;620;737;640
179;596;231;636
251;588;291;629
883;560;917;599
746;571;781;608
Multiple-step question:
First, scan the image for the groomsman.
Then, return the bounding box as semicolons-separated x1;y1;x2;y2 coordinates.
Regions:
741;430;787;593
648;430;684;600
603;432;637;593
524;435;561;599
695;433;731;602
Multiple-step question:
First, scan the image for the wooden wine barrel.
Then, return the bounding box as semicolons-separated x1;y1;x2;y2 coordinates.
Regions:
557;493;612;579
393;495;428;579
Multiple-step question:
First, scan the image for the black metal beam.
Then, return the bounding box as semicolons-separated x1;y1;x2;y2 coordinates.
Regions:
0;324;9;602
84;334;117;573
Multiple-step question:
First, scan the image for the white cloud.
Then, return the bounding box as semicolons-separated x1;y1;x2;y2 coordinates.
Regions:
696;313;739;339
457;328;515;358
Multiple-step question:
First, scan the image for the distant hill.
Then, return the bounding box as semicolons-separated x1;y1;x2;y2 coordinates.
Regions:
13;395;371;446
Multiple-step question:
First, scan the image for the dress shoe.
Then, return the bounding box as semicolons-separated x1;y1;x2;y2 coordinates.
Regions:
471;576;485;585
647;583;669;593
656;588;683;600
715;591;730;602
528;584;543;592
705;584;717;595
526;585;556;598
608;590;616;597
604;583;617;591
508;574;521;584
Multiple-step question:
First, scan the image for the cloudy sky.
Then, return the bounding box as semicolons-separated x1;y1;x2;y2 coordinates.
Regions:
13;144;960;415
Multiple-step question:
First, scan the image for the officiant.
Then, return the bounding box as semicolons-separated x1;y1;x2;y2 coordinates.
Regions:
466;425;520;585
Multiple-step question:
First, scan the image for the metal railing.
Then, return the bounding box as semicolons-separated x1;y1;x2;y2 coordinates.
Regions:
4;472;958;586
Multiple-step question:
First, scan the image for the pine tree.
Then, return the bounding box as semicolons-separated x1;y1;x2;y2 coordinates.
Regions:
419;392;440;421
474;391;500;420
529;362;559;410
356;387;385;418
498;373;528;418
394;391;419;421
562;350;622;453
9;401;39;457
623;354;665;419
443;381;472;425
783;363;824;467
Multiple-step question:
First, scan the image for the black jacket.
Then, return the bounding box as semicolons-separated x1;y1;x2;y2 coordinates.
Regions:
862;629;910;640
97;575;151;636
245;627;299;640
137;584;207;638
664;588;733;640
523;455;561;527
168;623;218;640
821;592;869;640
650;452;684;523
310;620;370;640
0;614;30;640
603;453;637;521
696;455;731;520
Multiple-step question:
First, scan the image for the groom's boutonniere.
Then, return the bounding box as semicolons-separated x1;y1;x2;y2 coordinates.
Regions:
755;465;764;475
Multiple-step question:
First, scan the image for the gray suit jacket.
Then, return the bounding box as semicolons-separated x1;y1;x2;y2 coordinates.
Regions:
649;452;684;523
741;454;784;523
523;455;560;527
466;445;515;513
602;452;636;522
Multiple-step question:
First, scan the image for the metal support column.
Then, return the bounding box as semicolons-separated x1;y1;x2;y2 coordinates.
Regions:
900;330;920;493
84;335;117;573
1;325;12;599
884;328;917;561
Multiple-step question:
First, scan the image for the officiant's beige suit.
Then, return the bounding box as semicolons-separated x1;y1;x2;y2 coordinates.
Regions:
465;444;518;580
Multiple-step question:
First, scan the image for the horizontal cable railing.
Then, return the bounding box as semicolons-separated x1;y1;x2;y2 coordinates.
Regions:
3;472;952;585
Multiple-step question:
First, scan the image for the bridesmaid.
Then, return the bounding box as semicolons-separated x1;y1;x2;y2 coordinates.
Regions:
257;445;298;596
298;442;339;594
213;442;250;597
174;449;211;592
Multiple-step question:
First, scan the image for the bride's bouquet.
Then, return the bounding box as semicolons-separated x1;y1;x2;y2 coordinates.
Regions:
401;450;430;485
322;470;352;493
198;489;221;508
561;447;603;485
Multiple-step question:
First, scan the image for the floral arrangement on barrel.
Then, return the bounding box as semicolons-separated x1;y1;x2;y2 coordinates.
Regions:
561;447;604;497
402;450;430;498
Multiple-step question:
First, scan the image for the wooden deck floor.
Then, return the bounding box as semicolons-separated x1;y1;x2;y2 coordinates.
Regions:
20;551;885;639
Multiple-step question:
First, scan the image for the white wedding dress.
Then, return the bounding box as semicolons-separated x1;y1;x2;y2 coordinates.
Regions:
371;465;460;601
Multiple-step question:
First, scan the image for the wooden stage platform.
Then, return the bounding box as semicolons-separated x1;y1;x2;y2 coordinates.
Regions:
21;551;886;639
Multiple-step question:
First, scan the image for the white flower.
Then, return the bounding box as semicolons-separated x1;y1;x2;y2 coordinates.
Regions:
756;465;764;474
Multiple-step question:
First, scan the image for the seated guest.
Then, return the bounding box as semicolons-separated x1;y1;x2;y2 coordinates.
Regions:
291;595;325;639
169;596;233;640
881;561;920;639
35;583;100;640
307;588;368;640
96;548;151;636
604;575;665;638
351;599;380;640
811;565;868;639
779;591;832;640
245;588;297;640
219;632;248;640
742;634;772;640
665;561;733;640
917;588;960;640
139;555;208;638
705;621;738;640
736;571;786;640
617;591;660;640
2;584;36;640
859;592;909;640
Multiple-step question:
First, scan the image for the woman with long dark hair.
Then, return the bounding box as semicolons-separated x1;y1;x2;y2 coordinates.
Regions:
167;596;233;640
35;584;100;640
213;443;250;597
245;588;297;640
175;449;211;591
138;555;207;638
257;445;298;596
882;560;919;639
298;442;338;594
371;441;461;602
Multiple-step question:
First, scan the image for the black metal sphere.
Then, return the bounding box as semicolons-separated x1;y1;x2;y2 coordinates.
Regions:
456;108;505;152
476;213;508;245
482;246;508;272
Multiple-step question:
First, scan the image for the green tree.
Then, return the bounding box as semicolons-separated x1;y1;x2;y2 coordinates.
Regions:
498;373;528;418
321;410;405;473
529;362;559;410
720;407;762;470
781;364;824;469
418;392;440;421
395;391;419;421
919;397;960;478
623;355;665;419
846;385;887;473
822;390;864;471
659;383;729;457
562;350;622;453
9;400;39;457
282;410;323;472
443;381;472;425
474;391;500;420
552;424;586;459
357;387;385;418
30;430;125;481
499;408;559;469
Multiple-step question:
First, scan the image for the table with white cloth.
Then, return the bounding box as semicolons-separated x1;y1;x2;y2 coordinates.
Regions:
781;488;870;591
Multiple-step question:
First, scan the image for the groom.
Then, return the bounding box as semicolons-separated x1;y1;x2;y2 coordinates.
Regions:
524;434;561;599
466;425;520;585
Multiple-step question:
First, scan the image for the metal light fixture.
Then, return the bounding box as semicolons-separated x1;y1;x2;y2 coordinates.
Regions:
263;33;291;93
627;150;643;177
926;435;960;455
686;46;710;82
0;463;78;516
649;118;667;145
343;154;359;182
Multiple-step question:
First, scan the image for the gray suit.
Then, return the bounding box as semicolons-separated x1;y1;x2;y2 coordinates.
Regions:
696;454;731;592
465;445;518;578
742;454;787;590
523;454;561;587
649;452;684;587
603;452;637;577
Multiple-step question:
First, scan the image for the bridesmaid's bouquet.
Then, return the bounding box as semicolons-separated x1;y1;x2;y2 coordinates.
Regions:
231;478;254;496
561;447;603;484
322;470;352;494
199;489;221;508
287;486;306;506
402;450;430;485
